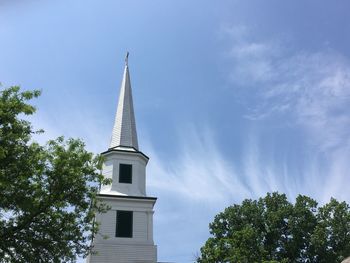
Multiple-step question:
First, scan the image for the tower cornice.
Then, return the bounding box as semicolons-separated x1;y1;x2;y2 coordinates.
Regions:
97;194;157;201
101;147;149;163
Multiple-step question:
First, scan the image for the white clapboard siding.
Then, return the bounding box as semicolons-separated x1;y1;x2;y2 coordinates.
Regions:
88;243;157;263
133;211;147;240
97;210;115;239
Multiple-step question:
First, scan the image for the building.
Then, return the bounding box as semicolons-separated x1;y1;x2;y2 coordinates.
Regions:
88;55;157;263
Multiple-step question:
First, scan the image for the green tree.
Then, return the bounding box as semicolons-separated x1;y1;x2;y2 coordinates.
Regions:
311;198;350;262
197;193;350;263
0;86;110;262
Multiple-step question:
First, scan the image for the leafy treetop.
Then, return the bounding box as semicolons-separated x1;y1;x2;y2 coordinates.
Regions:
197;192;350;263
0;86;110;262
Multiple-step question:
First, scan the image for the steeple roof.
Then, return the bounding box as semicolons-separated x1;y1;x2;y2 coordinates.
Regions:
110;54;139;150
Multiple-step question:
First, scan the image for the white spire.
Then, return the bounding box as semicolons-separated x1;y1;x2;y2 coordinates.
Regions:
109;54;139;150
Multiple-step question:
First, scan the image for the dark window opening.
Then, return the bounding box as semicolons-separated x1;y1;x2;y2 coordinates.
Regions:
119;164;132;184
116;210;133;238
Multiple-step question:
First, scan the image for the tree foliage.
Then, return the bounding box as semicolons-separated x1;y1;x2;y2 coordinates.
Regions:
0;86;110;262
197;192;350;263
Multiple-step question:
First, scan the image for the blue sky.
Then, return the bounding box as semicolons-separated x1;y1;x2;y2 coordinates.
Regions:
1;1;350;262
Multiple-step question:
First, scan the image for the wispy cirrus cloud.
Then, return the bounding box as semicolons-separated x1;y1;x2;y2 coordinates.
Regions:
145;125;249;204
222;24;350;202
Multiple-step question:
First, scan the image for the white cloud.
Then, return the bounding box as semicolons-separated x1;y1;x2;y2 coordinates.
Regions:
222;25;350;203
144;125;250;205
222;25;282;85
224;26;350;147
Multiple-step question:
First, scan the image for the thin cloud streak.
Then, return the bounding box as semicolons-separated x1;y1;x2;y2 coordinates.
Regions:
145;125;250;204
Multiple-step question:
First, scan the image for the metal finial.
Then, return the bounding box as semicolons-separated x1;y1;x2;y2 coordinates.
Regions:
125;51;129;66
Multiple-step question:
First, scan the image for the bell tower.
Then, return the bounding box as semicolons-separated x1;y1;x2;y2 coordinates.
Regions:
88;54;157;263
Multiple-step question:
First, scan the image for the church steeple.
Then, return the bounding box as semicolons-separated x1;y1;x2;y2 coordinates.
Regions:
110;52;139;150
88;55;157;263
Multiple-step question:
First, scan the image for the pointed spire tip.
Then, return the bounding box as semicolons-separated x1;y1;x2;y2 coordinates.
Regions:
125;51;129;66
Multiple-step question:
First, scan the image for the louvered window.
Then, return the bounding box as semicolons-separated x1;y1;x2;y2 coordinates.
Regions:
119;164;132;183
115;210;133;238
